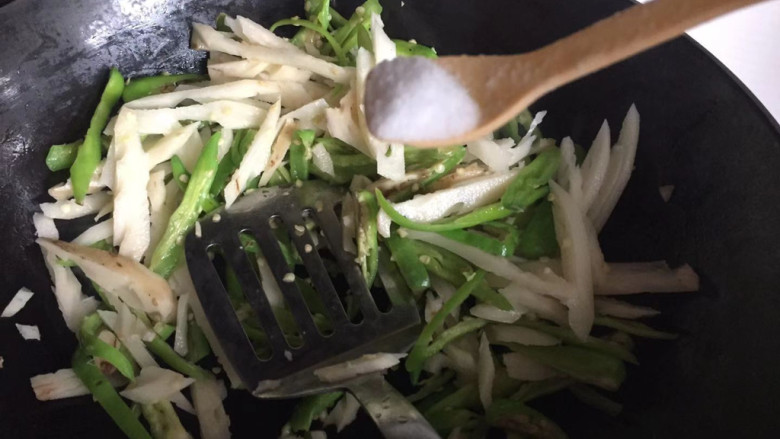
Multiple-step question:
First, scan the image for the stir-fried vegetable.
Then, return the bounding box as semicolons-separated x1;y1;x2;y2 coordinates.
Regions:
31;2;698;437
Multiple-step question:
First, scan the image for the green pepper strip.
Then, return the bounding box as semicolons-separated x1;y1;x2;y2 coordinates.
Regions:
407;369;455;403
485;399;567;438
141;400;190;439
390;146;465;202
437;229;512;257
72;348;152;439
150;132;220;279
170;155;190;192
211;129;253;197
424;318;487;358
376;190;513;232
501;147;561;211
515;199;560;259
288;391;344;432
271;19;347;65
393;39;438;58
46;141;81;171
376;246;414;306
70;68;124;203
472;283;514;311
510;345;627;391
78;313;136;380
146;335;212;381
594;316;677;340
515;318;638;364
357;191;379;286
385;234;430;295
406;271;485;383
122;73;207;102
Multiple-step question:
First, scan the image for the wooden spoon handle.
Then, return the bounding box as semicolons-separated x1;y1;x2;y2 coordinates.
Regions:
531;0;767;93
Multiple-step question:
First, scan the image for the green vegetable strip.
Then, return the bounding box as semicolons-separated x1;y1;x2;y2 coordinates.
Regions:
215;12;230;31
424;318;487;357
122;73;207;102
186;320;212;363
407;369;455;403
485;399;566;438
376;246;415;306
288;391;343;432
211;129;253;197
72;348;152;439
385;234;430;295
501;147;561;211
46;141;81;171
515;200;559;259
515;318;638;364
594;316;677;339
289;130;315;182
356;191;379;286
472;283;514;311
437;229;513;257
406;271;485;383
510;345;627;391
390;147;465;201
376;190;513;232
394;39;438;58
70;68;124;203
423;383;479;417
79;314;135;380
510;378;574;403
271;19;347;64
170;155;190;192
146;336;212;381
141;400;190;438
150;132;220;278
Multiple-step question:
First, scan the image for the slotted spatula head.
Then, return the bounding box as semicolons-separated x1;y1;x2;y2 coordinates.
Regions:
184;181;420;398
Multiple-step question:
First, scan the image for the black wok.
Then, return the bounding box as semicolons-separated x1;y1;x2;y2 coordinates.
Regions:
1;0;779;437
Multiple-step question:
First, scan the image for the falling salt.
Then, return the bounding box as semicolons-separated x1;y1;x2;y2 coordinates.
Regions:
365;57;480;143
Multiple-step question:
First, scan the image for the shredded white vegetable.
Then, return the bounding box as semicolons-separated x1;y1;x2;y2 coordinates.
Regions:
72;218;113;246
16;323;41;340
314;353;406;383
594;297;660;319
469;304;521;323
32;213;58;240
192;378;231;439
258;119;296;187
477;333;495;409
146;122;201;168
596;262;699;295
487;324;561;346
503;352;558;381
324;394;361;433
39;192;111;220
1;287;34;318
174;293;190;356
120;366;195;404
40;246;99;332
312;142;335;178
580;121;611;211
132;100;268;135
31;369;90;401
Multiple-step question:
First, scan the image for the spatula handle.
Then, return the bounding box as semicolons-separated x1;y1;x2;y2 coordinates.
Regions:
346;374;440;439
533;0;767;94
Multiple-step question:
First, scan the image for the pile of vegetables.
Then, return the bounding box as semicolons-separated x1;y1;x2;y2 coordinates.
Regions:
26;0;699;438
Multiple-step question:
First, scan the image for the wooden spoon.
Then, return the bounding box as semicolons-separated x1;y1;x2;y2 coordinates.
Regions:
364;0;769;148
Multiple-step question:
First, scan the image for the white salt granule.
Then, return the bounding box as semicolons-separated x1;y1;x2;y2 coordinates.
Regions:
364;57;480;142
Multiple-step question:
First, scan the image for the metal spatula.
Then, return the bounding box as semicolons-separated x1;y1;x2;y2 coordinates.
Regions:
184;182;439;439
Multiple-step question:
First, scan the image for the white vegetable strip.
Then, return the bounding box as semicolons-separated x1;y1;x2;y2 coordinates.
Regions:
229;15;299;51
225;100;282;207
311;142;335;177
550;181;594;340
499;283;569;326
31;369;90;400
580;121;611;211
192;23;351;83
72;219;113;246
192;378;231;439
588;105;640;231
487;325;561;346
32;213;58;240
281;98;328;131
467;138;528;173
208;60;269;81
477;333;495;409
370;13;396;63
170;267;241;387
126;79;278;109
39;192;111;220
98;306;157;367
325;88;371;156
503;352;558;381
594;297;660;319
146;122;201;168
174;293;190;356
314;353;406;383
133;100;267;135
1;287;34;318
120;366;195;405
38;239;177;322
431;276;459;320
596;262;699;295
377;170;519;237
558;137;583;205
443;343;477;381
112;108;150;261
39;246;98;332
324;394;360;433
469;304;521;323
100;141;117;189
404;229;572;300
258;119;296;187
16;323;41;340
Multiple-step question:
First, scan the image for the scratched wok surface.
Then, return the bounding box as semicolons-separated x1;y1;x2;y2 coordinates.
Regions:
1;0;779;437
